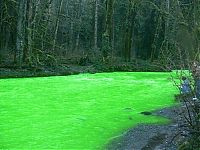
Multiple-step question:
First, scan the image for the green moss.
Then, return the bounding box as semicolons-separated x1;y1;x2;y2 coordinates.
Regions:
0;72;178;149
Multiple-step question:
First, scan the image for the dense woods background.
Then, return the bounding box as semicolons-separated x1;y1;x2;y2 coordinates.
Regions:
0;0;200;71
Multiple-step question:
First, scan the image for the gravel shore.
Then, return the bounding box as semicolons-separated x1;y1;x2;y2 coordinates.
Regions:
106;104;185;150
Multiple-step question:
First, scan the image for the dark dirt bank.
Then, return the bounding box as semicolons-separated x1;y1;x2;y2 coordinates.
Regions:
0;65;97;78
106;104;187;150
0;60;166;79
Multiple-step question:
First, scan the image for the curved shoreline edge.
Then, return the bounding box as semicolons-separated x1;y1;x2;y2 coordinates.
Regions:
105;104;182;150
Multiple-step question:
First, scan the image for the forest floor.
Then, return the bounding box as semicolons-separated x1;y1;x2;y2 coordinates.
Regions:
106;103;189;150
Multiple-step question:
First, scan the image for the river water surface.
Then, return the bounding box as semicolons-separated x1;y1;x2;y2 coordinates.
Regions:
0;72;178;149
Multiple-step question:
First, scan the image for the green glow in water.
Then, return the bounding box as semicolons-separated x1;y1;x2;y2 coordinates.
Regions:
0;72;178;149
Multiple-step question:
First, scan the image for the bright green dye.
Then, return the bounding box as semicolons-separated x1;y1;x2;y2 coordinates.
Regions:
0;72;178;149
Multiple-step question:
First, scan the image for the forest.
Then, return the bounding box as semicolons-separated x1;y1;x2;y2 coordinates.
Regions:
0;0;199;73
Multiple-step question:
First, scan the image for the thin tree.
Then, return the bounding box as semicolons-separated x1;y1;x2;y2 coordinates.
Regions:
75;0;83;52
94;0;99;50
52;0;64;52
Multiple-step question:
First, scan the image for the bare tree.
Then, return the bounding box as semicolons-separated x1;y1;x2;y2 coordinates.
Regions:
25;0;33;63
16;0;27;66
52;0;64;52
75;0;83;52
94;0;99;50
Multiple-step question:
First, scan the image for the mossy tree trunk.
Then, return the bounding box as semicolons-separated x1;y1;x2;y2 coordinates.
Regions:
102;0;114;59
123;0;136;62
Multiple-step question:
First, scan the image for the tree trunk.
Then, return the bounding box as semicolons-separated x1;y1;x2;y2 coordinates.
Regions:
102;0;114;59
32;0;40;42
70;20;74;52
0;3;3;62
94;0;99;50
4;28;11;51
16;0;26;66
165;0;170;46
112;5;115;58
105;0;114;43
123;1;136;62
193;0;200;55
42;0;53;52
65;0;69;54
52;0;64;52
75;0;83;52
23;0;33;63
75;33;80;52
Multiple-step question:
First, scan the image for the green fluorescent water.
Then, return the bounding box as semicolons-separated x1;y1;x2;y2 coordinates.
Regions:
0;72;178;149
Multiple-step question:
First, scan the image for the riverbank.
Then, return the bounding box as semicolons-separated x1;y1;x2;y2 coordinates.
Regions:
106;104;186;150
0;60;165;79
0;65;96;78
